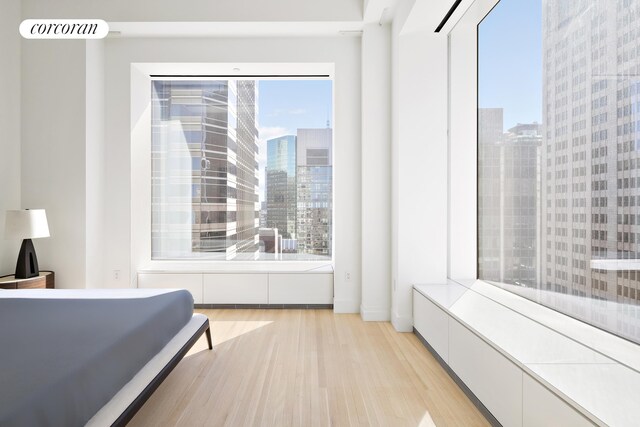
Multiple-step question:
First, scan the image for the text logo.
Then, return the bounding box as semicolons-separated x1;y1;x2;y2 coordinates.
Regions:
20;19;109;39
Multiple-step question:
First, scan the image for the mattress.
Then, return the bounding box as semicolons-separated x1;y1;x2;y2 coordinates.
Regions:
0;288;194;427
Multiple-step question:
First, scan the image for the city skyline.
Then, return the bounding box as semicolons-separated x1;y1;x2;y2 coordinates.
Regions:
257;80;333;202
478;0;640;342
263;128;333;259
150;78;333;261
478;108;542;288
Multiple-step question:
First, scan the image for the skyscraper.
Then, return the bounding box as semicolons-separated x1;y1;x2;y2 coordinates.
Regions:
296;128;332;256
151;80;260;260
478;109;541;287
266;135;297;238
503;122;542;287
478;108;505;282
542;0;640;304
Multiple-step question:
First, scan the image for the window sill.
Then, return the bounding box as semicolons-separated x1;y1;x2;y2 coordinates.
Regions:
138;260;334;274
413;279;640;426
452;279;640;371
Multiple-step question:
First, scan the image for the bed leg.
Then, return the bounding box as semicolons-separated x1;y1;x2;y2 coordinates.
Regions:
205;326;213;350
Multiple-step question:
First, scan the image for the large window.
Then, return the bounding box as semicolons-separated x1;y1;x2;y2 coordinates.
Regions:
478;0;640;343
151;78;333;261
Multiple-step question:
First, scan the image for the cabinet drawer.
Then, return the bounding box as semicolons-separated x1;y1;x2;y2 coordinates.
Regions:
137;273;203;304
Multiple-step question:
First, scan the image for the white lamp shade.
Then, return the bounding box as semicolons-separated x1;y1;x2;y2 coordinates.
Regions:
4;209;50;239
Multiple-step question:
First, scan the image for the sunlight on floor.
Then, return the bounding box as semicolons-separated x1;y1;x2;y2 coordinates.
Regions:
186;320;274;356
132;310;488;426
417;411;437;427
211;320;274;344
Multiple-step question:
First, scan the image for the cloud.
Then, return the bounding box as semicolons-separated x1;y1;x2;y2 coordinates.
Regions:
266;108;307;117
258;126;290;143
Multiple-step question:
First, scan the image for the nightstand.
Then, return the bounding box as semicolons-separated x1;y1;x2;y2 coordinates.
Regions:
0;271;55;289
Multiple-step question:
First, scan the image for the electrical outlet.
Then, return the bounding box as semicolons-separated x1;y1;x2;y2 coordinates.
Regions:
114;270;120;280
345;271;351;281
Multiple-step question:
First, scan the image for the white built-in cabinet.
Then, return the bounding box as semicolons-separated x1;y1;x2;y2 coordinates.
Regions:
413;288;594;427
137;270;333;305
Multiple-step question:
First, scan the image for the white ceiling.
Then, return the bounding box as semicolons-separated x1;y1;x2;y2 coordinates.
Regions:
105;1;402;38
107;21;365;38
402;0;477;35
22;0;364;24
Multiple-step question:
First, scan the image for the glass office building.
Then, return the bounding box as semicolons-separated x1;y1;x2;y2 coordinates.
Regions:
296;128;333;256
266;135;297;239
151;80;260;260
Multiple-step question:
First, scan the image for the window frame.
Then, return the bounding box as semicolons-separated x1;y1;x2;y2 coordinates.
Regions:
131;63;336;272
465;0;640;344
448;0;500;281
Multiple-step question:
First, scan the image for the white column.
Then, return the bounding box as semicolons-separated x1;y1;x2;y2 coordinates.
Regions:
392;27;449;332
85;40;106;288
361;23;392;321
448;13;479;281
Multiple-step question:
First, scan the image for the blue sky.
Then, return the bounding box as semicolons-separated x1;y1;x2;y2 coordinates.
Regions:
256;79;333;201
258;80;333;133
478;0;542;131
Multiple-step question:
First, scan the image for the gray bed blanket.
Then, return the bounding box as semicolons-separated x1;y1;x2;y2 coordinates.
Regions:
0;290;193;427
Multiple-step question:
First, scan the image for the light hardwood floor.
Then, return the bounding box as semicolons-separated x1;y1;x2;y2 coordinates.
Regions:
130;309;489;426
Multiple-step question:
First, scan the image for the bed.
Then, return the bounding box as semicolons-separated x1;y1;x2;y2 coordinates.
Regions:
0;288;212;427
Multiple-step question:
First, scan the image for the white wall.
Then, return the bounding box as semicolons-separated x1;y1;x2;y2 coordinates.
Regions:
85;39;106;288
21;37;87;288
20;1;89;288
98;37;362;311
17;0;363;290
361;23;392;321
15;0;391;315
390;0;449;331
17;0;369;300
0;0;22;273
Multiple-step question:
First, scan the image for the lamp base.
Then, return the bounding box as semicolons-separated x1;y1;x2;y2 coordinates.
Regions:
15;239;40;279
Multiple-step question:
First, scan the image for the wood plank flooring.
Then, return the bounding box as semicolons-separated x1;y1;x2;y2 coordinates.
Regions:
130;309;489;426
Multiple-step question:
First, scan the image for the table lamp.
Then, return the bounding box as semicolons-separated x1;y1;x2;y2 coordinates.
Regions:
4;209;50;279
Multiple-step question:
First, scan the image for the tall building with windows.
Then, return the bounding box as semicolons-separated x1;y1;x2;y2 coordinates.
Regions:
542;0;640;304
478;108;505;282
296;128;332;256
479;108;541;287
151;80;260;260
503;122;542;287
266;135;297;238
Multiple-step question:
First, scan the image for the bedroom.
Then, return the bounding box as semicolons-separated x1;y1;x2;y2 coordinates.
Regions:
1;0;638;425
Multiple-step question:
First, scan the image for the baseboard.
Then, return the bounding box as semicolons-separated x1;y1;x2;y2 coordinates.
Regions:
194;303;333;309
391;311;413;332
333;299;360;313
360;304;390;321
